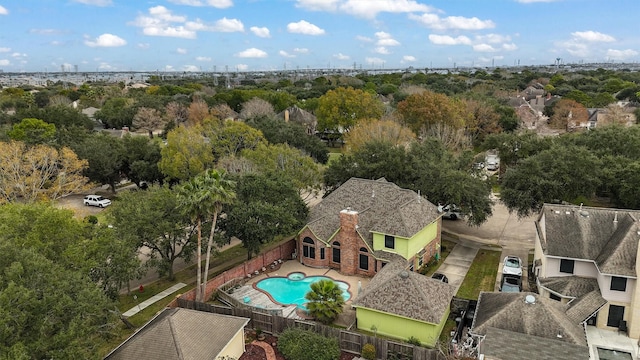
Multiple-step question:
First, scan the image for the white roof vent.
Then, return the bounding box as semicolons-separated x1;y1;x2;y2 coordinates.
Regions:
580;210;590;218
525;295;536;304
565;211;571;215
399;271;409;279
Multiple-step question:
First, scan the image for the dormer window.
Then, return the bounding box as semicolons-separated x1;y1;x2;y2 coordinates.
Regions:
385;235;395;249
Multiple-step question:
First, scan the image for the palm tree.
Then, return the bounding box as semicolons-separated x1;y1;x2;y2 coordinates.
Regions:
199;169;236;299
176;176;208;302
176;169;236;302
304;279;346;324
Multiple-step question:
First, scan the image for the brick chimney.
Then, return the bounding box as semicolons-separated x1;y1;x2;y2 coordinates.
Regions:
338;208;359;275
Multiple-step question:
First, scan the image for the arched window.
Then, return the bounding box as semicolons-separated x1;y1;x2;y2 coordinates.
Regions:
359;247;369;270
303;237;315;259
332;241;340;263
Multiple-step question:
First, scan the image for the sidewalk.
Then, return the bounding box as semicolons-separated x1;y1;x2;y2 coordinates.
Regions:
122;282;187;317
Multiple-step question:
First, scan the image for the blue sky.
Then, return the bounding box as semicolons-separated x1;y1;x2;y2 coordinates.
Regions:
0;0;638;72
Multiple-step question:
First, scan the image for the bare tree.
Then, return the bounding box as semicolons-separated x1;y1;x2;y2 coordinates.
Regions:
165;101;189;125
48;95;72;107
423;123;471;152
600;103;632;127
239;97;275;120
211;103;238;121
133;107;165;138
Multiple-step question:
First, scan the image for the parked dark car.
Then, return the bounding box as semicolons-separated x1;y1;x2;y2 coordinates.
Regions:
431;273;449;283
500;275;522;293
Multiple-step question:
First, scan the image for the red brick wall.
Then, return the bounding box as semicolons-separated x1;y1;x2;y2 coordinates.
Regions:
297;227;328;268
171;239;297;305
337;210;359;275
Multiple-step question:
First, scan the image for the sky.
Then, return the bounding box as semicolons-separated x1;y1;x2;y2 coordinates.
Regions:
0;0;638;73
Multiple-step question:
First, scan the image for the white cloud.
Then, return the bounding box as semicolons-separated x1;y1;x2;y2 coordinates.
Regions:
137;43;150;49
409;13;495;30
333;53;350;60
279;50;295;58
502;43;518;51
473;44;497;52
236;64;248;71
130;6;196;39
294;48;309;54
177;47;187;54
365;57;385;66
374;47;390;55
0;47;10;52
428;34;471;45
287;20;325;35
475;34;511;44
11;52;27;58
356;35;373;42
0;5;8;15
30;29;65;35
250;26;270;38
375;31;400;46
84;33;127;47
572;31;615;42
236;48;267;58
183;65;200;72
72;0;112;6
606;49;639;60
0;59;10;66
195;56;211;61
164;65;175;71
185;18;244;32
295;0;340;11
97;62;115;70
167;0;233;8
402;55;416;62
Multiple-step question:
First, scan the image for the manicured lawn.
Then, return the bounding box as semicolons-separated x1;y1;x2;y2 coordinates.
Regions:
327;152;343;164
456;249;501;300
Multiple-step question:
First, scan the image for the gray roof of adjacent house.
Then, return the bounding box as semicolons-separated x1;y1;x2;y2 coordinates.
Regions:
471;292;586;346
538;276;599;298
104;308;249;360
481;327;589;360
352;261;455;324
537;204;640;277
565;290;607;324
276;105;317;130
305;178;440;250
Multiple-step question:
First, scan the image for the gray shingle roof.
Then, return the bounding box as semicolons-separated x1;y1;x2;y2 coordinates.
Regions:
307;178;439;249
481;327;589;360
471;292;586;346
565;290;607;324
105;308;249;360
352;261;455;324
538;276;599;298
538;204;640;277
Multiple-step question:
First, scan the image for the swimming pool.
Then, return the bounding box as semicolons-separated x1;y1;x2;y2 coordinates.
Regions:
255;273;351;309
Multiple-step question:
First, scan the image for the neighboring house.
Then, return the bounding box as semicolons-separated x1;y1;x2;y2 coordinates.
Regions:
352;261;455;347
297;177;442;277
469;292;589;360
104;308;249;360
534;204;640;338
276;105;318;135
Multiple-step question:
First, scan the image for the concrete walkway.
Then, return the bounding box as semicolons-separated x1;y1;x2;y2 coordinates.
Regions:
435;244;479;293
122;282;187;317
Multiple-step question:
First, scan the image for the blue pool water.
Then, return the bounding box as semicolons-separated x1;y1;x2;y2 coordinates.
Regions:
255;274;350;309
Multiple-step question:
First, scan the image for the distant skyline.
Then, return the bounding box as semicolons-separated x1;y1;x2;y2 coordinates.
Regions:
0;0;638;73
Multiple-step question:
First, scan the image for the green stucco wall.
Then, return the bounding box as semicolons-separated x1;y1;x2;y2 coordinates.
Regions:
354;305;449;348
372;221;438;260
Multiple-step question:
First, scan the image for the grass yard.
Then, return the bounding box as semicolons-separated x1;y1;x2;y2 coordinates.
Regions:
420;239;456;276
456;249;501;300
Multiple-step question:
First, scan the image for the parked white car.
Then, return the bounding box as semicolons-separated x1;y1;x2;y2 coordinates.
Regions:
438;204;462;220
502;256;522;277
83;195;111;208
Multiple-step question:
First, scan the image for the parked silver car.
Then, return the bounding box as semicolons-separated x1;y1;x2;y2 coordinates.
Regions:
83;195;111;208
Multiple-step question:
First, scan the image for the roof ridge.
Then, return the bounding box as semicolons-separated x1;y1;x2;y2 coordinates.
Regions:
168;312;185;360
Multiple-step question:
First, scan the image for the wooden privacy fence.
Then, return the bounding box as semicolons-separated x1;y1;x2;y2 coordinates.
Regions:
177;298;442;360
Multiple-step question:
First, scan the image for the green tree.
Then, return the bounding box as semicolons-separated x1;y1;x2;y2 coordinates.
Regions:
95;97;136;129
109;186;196;281
205;120;266;160
72;132;125;193
7;118;56;145
159;125;214;182
121;135;163;187
316;86;384;136
305;279;346;324
396;90;467;136
222;173;308;259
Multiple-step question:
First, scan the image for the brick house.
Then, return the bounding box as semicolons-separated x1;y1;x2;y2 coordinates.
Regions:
296;177;442;277
534;203;640;338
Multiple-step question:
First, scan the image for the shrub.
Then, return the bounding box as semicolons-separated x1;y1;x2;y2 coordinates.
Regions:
84;215;98;224
277;328;340;360
407;336;421;346
361;343;376;360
